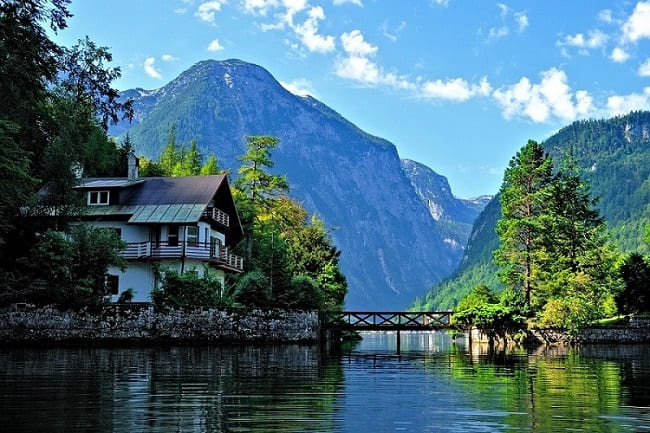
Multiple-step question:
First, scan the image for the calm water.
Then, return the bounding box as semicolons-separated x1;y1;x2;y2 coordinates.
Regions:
1;332;650;432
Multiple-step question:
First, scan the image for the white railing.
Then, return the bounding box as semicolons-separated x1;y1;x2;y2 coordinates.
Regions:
120;241;243;271
203;207;230;227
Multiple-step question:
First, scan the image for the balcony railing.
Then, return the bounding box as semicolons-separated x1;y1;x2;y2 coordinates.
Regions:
121;241;243;271
204;207;230;227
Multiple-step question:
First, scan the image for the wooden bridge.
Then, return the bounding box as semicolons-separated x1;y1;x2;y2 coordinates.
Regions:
324;311;454;331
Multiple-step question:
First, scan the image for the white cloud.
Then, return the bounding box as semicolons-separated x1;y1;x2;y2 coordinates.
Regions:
559;30;608;49
610;47;630;62
335;30;413;89
639;58;650;76
242;0;279;15
341;29;377;56
492;68;592;123
514;12;528;32
161;54;178;62
607;87;650;115
335;30;490;102
622;1;650;42
497;3;509;16
195;1;225;24
174;8;188;14
143;57;162;80
599;9;613;23
208;39;225;51
332;0;362;6
431;0;449;6
488;26;509;40
280;78;314;96
420;76;492;102
292;6;335;53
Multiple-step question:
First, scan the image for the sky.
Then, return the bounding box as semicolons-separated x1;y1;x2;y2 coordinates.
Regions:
50;0;650;198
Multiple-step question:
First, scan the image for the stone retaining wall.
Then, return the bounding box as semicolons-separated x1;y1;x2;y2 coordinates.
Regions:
470;318;650;345
0;304;320;345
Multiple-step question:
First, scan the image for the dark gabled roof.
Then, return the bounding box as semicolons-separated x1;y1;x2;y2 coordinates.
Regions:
77;175;227;206
122;175;227;206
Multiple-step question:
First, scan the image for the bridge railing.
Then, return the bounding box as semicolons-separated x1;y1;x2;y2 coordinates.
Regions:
324;311;453;331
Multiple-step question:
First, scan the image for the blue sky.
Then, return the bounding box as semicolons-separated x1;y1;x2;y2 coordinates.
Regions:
51;0;650;197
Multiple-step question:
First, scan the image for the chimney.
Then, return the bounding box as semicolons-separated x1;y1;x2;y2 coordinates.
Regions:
128;152;139;180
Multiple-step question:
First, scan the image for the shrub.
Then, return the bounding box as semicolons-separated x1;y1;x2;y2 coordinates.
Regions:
151;269;225;309
280;275;324;310
232;270;270;308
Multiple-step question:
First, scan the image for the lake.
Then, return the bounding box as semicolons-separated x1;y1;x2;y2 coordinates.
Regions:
1;332;649;432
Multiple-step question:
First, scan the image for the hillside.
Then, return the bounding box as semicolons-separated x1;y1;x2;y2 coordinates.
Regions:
110;59;477;310
412;111;650;311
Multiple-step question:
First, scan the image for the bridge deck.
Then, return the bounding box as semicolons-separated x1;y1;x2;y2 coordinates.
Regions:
324;311;454;331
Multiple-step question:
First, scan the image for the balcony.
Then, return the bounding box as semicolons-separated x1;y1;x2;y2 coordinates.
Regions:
121;241;243;271
204;207;230;227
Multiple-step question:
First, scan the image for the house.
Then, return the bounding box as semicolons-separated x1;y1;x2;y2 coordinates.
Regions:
74;153;244;302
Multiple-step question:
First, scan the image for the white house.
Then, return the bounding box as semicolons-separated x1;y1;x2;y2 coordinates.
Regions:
74;154;244;302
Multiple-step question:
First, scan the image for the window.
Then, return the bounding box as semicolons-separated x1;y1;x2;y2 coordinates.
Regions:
168;226;179;247
88;190;109;205
105;274;119;296
186;226;198;246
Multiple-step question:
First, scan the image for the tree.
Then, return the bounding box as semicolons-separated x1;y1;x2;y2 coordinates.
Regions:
237;136;289;205
184;139;202;175
200;154;219;175
494;140;554;308
159;124;180;176
616;253;650;314
236;136;289;264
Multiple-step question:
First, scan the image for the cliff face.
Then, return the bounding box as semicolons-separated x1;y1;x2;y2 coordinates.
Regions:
111;59;466;310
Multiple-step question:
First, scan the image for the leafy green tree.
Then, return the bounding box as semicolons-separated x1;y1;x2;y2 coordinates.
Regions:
26;225;126;308
495;140;554;308
455;284;498;312
616;253;650;314
0;121;35;245
232;270;271;308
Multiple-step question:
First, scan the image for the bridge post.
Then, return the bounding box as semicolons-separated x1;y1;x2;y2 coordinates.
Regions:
396;330;401;354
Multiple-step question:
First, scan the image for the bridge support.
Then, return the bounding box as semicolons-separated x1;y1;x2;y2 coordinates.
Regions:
396;330;401;354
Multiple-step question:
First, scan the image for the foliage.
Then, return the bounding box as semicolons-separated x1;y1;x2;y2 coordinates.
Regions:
414;112;650;312
237;135;289;206
20;225;126;309
616;253;650;314
151;269;226;309
232;270;270;308
494;140;554;307
278;275;325;310
453;303;525;333
454;285;497;312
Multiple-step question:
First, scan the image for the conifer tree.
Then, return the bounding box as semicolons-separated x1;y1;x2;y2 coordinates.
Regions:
200;155;219;175
159;124;179;176
494;140;554;308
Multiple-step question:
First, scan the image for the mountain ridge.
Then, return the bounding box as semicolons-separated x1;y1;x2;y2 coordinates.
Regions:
111;58;481;310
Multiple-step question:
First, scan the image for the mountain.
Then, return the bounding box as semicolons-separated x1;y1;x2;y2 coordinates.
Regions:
401;159;491;252
110;59;475;310
412;111;650;311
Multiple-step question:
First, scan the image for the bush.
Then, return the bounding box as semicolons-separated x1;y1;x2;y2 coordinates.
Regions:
232;270;270;308
616;253;650;314
279;275;324;310
453;303;525;332
151;269;225;309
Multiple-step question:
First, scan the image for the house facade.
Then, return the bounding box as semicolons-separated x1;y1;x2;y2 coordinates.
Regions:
74;155;244;302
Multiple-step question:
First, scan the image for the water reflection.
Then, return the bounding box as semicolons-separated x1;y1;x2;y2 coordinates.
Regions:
0;333;649;432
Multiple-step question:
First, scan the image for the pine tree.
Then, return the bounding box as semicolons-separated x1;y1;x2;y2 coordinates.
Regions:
184;139;202;175
159;124;179;176
200;154;219;175
494;140;554;308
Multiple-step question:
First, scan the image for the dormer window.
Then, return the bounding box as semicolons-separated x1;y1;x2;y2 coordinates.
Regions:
88;190;109;205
